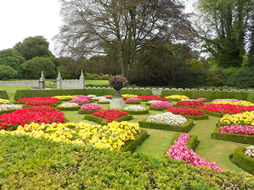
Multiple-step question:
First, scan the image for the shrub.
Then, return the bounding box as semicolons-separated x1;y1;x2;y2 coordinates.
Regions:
0;91;9;100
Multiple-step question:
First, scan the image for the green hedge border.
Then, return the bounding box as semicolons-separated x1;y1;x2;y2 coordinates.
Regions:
125;102;141;104
0;109;20;115
78;109;101;114
182;115;209;120
84;115;133;125
56;106;80;111
122;109;149;115
203;110;223;117
121;130;149;152
149;106;168;111
0;90;9;100
212;128;254;144
169;133;199;151
138;119;194;132
232;147;254;175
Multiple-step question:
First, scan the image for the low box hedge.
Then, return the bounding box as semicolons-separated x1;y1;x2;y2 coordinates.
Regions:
125;102;141;105
78;109;100;114
247;92;254;103
138;119;194;132
149;106;168;111
122;109;149;115
212;128;254;144
232;147;254;175
203;110;223;117
56;106;80;111
84;115;133;125
182;115;209;120
121;130;149;152
169;133;199;151
0;90;9;100
0;109;19;115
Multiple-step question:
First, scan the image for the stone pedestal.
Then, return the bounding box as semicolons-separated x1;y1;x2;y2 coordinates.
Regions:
110;97;125;109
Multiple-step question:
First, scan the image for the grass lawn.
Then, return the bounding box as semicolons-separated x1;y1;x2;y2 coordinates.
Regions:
0;86;30;101
1;87;249;174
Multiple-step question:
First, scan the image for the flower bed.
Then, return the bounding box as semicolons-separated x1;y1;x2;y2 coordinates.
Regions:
165;95;189;101
0;98;10;104
125;98;140;104
139;113;193;132
98;98;112;104
169;133;199;151
122;94;138;99
197;98;207;102
245;146;254;158
145;100;162;106
18;97;60;106
199;104;254;116
70;98;90;104
79;104;102;114
0;106;66;130
0;121;147;152
150;102;173;111
220;125;254;135
137;95;166;101
56;103;80;111
103;95;112;99
167;134;221;172
232;147;254;175
219;111;254;126
176;100;204;107
123;106;149;115
166;107;208;120
211;100;254;106
0;104;23;114
53;95;77;101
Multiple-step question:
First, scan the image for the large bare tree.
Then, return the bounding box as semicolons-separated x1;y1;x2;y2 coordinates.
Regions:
55;0;193;76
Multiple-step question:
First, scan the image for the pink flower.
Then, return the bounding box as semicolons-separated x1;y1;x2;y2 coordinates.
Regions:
151;102;173;108
126;98;140;102
220;125;254;135
70;98;90;104
81;104;102;111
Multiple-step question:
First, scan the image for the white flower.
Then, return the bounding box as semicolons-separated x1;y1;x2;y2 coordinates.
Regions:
245;146;254;158
59;103;79;108
124;105;146;111
0;104;22;111
147;100;162;104
98;98;112;103
146;112;187;125
92;96;107;100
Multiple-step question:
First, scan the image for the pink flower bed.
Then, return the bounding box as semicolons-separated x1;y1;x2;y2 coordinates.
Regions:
126;98;140;102
81;104;102;111
167;134;221;172
74;95;91;100
70;98;90;104
197;98;207;102
220;125;254;135
151;101;173;108
103;95;112;98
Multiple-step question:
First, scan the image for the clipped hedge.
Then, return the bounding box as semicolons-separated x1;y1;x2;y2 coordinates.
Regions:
0;90;9;100
169;133;199;151
139;119;194;132
161;90;248;101
203;110;223;117
247;92;254;103
121;130;149;152
232;147;254;175
212;128;254;145
56;106;80;111
182;115;209;120
84;115;133;125
0;134;252;189
14;89;153;101
122;109;149;115
125;102;141;105
149;106;168;111
78;109;100;114
0;110;18;115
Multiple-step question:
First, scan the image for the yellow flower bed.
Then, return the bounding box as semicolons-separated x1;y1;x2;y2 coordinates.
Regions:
212;101;254;106
220;111;254;126
53;95;77;100
0;98;10;104
122;94;138;98
0;121;140;151
165;95;189;101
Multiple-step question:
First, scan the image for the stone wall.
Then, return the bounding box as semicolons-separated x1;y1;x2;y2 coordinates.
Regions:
56;70;85;89
0;80;39;88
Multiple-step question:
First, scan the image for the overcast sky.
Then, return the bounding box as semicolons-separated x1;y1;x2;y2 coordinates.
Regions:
0;0;196;55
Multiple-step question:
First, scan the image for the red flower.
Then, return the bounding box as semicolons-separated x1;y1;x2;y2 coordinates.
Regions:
198;104;254;114
167;107;205;116
91;109;128;122
18;97;59;106
137;95;168;101
176;101;204;106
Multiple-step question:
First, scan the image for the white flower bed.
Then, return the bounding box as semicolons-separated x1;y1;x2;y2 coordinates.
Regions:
147;100;162;104
245;146;254;158
124;105;146;111
146;112;187;125
59;103;79;108
92;96;107;100
87;95;97;98
98;98;112;103
0;104;22;111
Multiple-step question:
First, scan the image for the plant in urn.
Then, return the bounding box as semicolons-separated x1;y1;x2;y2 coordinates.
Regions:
109;76;127;97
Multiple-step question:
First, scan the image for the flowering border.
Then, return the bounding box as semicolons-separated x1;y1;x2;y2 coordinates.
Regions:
84;114;133;125
169;133;199;151
138;119;194;132
212;128;254;144
232;147;254;175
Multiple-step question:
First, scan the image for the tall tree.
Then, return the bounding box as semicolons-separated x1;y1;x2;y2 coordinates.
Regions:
14;36;53;60
249;15;254;66
55;0;194;77
195;0;254;68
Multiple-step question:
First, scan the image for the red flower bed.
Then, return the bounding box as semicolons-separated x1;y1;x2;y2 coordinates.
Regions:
220;125;254;135
91;109;128;123
18;97;60;106
137;95;168;101
0;106;66;130
176;101;204;106
198;104;254;114
167;107;205;116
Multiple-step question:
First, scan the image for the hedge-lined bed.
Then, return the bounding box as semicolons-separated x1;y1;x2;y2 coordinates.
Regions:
78;109;100;114
138;119;194;132
212;128;254;144
125;102;141;104
181;115;209;120
56;106;80;111
122;109;149;115
149;106;168;111
203;110;223;117
169;133;199;151
84;115;133;125
0;110;19;115
232;147;254;175
0;134;252;189
0;90;9;100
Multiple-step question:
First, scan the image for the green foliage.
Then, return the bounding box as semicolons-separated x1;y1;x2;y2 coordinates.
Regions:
0;48;25;64
0;54;22;78
212;128;254;145
85;73;100;80
0;65;17;80
21;57;56;79
1;135;252;189
14;36;52;60
232;147;254;175
123;109;149;115
247;92;254;103
149;106;168;111
78;110;97;114
138;119;194;132
170;133;198;151
185;59;205;69
56;106;80;111
182;115;209;120
0;90;9;99
226;68;254;88
206;71;223;87
84;115;108;125
203;110;223;118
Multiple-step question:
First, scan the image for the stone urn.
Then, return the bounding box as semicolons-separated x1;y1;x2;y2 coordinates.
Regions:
112;82;123;97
